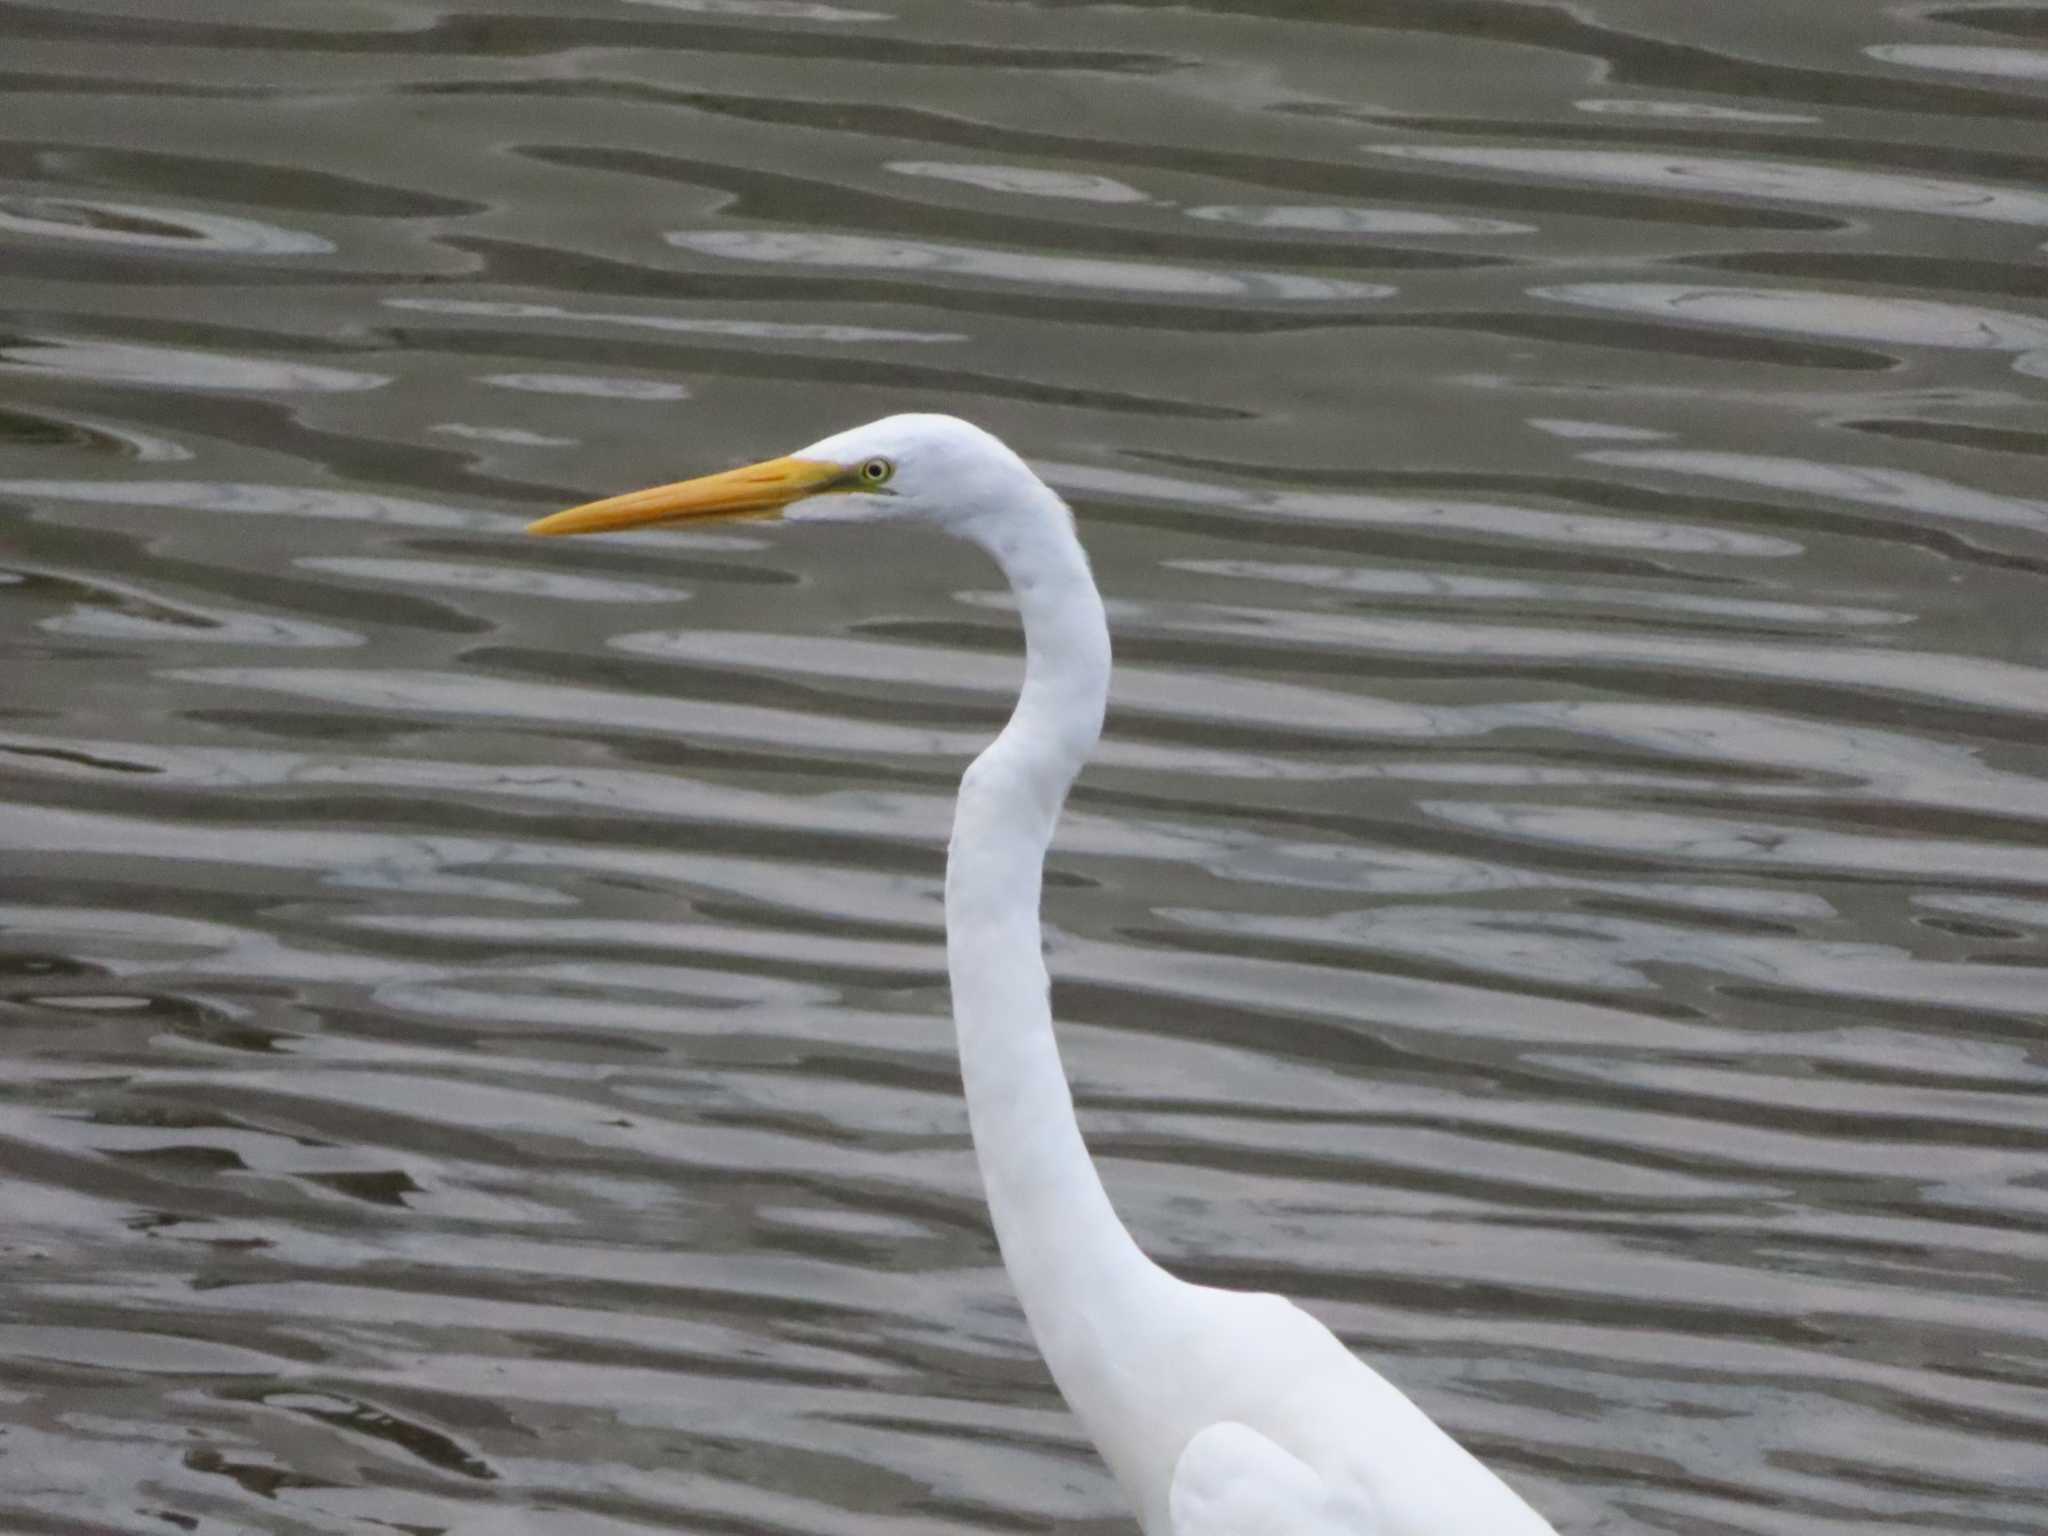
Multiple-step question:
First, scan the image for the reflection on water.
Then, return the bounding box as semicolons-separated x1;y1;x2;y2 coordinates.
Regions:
666;228;1400;301
0;196;335;255
1;340;390;394
886;161;1152;204
1186;203;1536;236
1373;144;2048;226
1867;44;2048;81
384;295;970;344
1533;282;2048;358
2;2;2045;1535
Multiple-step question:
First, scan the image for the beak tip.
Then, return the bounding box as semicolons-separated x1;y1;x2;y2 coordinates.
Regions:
525;509;589;536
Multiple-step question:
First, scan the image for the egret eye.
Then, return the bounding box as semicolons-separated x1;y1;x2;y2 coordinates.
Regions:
859;456;894;486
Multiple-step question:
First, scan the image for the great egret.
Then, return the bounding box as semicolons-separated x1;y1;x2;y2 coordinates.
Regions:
529;414;1559;1536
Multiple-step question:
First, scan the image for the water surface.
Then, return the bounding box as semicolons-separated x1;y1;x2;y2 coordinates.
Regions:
2;3;2045;1534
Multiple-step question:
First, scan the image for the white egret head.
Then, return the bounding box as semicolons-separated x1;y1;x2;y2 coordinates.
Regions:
527;412;1055;545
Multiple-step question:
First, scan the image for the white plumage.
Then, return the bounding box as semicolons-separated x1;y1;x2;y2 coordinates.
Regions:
530;414;1559;1536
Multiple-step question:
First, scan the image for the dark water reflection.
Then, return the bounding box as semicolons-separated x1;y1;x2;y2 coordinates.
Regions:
2;3;2045;1534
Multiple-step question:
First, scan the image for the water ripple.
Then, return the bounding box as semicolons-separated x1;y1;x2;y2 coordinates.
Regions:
666;230;1397;303
1373;144;2048;225
3;5;2044;1535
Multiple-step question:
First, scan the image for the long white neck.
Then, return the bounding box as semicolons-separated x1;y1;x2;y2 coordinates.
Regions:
945;487;1177;1462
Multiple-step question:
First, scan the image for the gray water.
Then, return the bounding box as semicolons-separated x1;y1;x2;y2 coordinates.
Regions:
3;3;2046;1533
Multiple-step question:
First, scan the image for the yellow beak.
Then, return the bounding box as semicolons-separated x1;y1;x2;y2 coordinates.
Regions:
526;455;850;536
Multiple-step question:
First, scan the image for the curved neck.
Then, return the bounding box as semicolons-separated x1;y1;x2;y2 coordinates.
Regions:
945;493;1170;1450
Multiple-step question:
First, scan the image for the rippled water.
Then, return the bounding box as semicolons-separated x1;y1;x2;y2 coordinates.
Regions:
3;4;2046;1533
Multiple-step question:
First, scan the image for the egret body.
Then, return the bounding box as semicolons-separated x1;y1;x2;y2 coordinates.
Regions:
529;414;1558;1536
